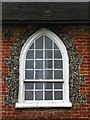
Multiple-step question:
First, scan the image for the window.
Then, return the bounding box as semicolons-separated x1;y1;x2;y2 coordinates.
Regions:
16;28;72;108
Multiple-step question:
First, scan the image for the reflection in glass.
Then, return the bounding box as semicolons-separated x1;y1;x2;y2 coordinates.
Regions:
45;70;53;79
45;50;52;59
45;83;53;89
35;83;43;89
25;91;33;100
26;50;34;59
35;36;43;49
54;70;63;79
54;83;63;89
35;70;43;79
45;36;52;49
54;91;63;100
25;60;34;69
45;60;53;69
35;60;43;69
35;50;43;59
54;60;63;69
45;91;53;100
29;43;34;49
35;91;43;100
25;70;34;79
25;83;34;89
54;50;62;59
54;43;59;49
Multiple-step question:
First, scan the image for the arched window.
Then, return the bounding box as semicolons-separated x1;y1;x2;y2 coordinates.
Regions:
16;28;72;108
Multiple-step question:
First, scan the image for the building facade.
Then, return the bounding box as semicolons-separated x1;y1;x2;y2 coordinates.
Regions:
1;2;90;120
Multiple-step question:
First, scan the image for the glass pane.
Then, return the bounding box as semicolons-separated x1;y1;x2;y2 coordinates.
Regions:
35;50;43;59
45;70;53;79
29;43;34;49
45;83;53;89
35;36;43;49
54;60;63;69
45;91;53;100
54;83;63;89
35;83;43;89
45;60;53;69
54;91;63;100
25;60;34;69
54;70;63;79
25;70;34;79
45;36;52;49
54;43;59;49
35;91;43;100
54;50;62;59
26;50;34;59
45;50;52;59
25;91;33;100
35;60;43;69
25;83;34;89
35;70;43;79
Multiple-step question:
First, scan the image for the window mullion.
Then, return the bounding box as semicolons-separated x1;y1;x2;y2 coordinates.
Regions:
53;82;54;101
52;41;54;101
43;35;45;79
34;41;35;80
34;82;35;101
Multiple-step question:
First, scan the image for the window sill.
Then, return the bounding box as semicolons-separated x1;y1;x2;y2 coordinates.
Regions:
15;101;72;108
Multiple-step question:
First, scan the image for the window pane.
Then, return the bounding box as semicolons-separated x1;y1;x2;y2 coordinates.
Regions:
45;83;53;89
45;91;53;100
35;70;43;79
35;50;43;59
29;43;34;49
25;60;34;69
26;50;34;59
25;83;34;89
25;70;34;79
54;60;63;69
54;83;63;89
45;70;53;79
35;83;43;89
54;70;63;79
54;50;62;59
45;60;53;69
54;43;59;49
35;60;43;69
35;91;43;100
45;50;52;59
54;91;63;100
25;91;33;100
35;36;43;49
45;36;52;49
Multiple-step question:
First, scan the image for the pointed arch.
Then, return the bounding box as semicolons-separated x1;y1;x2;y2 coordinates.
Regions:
16;28;72;108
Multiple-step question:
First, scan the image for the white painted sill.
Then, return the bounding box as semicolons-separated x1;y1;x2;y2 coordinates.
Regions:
15;101;72;108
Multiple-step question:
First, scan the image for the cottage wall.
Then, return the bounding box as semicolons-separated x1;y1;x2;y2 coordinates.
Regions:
1;24;90;120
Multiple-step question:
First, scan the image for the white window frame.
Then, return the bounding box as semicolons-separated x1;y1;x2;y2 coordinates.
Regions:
15;28;72;108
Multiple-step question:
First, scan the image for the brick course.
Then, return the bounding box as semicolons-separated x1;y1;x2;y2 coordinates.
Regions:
1;25;90;120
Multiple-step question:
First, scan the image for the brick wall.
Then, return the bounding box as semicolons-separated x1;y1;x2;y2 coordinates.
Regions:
1;24;90;120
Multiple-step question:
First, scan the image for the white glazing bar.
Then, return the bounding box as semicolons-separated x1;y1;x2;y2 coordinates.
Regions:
34;41;35;79
43;83;45;100
53;82;54;100
25;69;63;70
34;83;35;101
24;79;64;82
26;59;62;60
43;35;45;79
52;41;54;80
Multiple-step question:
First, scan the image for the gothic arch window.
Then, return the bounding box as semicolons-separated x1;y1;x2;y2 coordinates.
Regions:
16;28;72;108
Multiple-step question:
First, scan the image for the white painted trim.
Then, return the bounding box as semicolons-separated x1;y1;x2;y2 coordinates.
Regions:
16;28;72;108
16;101;72;108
